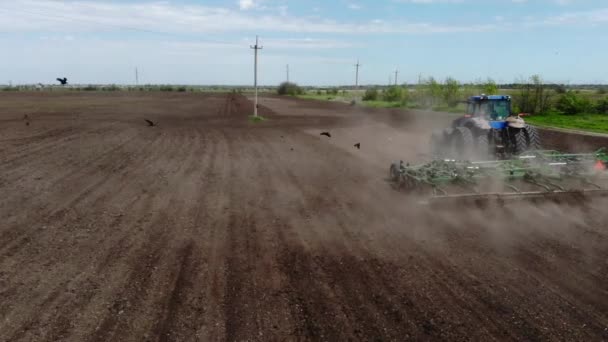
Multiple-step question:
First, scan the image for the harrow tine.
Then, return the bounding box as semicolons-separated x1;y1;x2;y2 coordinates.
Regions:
425;189;608;208
390;149;608;206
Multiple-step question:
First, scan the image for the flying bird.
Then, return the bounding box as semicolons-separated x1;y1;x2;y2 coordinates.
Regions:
144;119;156;127
354;143;361;149
56;77;68;85
320;132;331;138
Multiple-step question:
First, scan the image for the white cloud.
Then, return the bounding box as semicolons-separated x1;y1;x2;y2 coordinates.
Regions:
0;0;496;35
393;0;465;3
238;0;256;10
0;0;606;37
541;8;608;25
348;3;362;10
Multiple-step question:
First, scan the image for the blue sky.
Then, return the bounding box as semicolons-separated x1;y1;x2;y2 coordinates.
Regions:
1;0;607;85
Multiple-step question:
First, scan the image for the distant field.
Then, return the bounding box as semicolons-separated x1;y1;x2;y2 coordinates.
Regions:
526;113;608;134
294;88;608;134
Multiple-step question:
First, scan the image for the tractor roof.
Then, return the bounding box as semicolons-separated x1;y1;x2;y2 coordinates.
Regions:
468;95;511;101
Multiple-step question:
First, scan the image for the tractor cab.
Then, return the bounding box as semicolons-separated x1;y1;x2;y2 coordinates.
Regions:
466;95;512;122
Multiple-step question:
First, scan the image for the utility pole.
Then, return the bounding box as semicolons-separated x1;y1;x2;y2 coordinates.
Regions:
389;75;392;87
135;67;139;86
286;64;290;83
394;69;399;86
354;59;361;88
250;35;263;117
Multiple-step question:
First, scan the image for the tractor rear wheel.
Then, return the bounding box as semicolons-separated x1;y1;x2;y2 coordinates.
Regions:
523;125;541;150
451;127;474;159
476;133;491;160
511;128;528;155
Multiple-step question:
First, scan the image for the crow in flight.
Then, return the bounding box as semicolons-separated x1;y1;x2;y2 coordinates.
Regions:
354;143;361;149
144;119;156;127
56;78;68;85
320;132;331;138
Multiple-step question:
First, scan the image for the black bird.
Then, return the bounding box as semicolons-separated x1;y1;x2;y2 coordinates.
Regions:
354;143;361;149
320;132;331;138
144;119;156;127
56;77;68;85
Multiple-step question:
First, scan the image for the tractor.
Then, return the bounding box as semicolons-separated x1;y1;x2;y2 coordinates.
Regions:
431;95;541;160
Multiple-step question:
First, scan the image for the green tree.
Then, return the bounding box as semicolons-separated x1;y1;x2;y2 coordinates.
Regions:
442;77;460;107
515;75;552;114
481;78;498;95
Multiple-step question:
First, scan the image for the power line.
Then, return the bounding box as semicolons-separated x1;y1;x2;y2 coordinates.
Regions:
250;35;263;117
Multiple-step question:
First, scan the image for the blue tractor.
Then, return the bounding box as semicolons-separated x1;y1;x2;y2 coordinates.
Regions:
431;95;541;160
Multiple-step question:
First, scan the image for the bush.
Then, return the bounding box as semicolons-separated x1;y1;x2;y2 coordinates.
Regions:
159;85;174;92
277;82;303;96
104;84;120;91
555;84;567;94
327;88;339;96
383;86;404;102
362;88;379;101
595;98;608;114
177;86;187;92
555;91;592;115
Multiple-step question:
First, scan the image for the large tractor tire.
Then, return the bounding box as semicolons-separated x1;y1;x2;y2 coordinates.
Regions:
475;132;491;160
450;126;474;159
511;128;528;155
522;125;541;150
389;162;401;183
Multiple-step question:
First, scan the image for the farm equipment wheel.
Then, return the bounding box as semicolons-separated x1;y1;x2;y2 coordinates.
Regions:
389;162;402;183
523;125;542;150
450;127;474;159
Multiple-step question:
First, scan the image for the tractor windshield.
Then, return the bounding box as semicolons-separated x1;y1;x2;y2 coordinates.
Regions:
489;100;511;120
473;100;511;120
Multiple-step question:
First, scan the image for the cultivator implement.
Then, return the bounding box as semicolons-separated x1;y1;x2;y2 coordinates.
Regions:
390;149;608;206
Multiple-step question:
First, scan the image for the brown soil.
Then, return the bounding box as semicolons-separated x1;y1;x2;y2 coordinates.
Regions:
1;92;607;341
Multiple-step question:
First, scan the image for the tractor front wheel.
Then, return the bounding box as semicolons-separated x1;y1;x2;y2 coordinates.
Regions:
450;127;474;160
